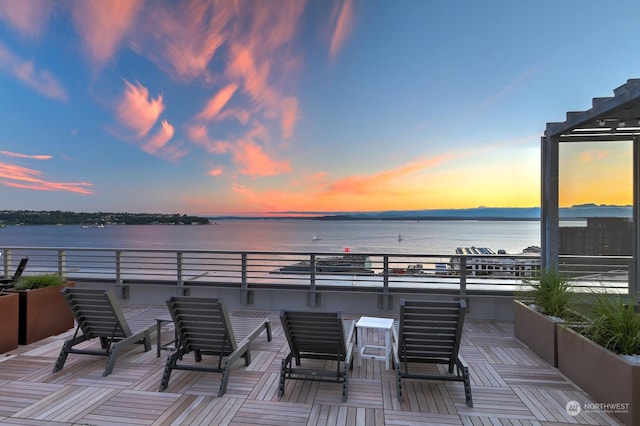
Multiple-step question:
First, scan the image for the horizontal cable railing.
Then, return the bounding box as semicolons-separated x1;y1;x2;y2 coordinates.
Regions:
0;247;631;295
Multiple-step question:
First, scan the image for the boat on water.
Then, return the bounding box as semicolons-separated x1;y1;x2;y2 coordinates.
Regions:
274;254;374;275
312;234;321;241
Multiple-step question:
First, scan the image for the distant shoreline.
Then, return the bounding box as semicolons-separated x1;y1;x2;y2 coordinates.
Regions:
0;205;631;225
209;216;542;221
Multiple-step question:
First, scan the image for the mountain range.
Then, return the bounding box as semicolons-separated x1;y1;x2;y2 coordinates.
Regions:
212;204;633;221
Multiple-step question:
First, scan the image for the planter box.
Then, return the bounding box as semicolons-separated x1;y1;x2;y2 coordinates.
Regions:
0;292;19;353
513;300;560;367
557;325;639;426
8;282;75;345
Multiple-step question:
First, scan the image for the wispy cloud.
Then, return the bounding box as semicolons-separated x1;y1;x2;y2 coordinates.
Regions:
131;0;230;81
209;167;223;177
231;135;538;210
0;150;52;160
116;80;164;138
0;162;93;194
143;120;175;154
187;125;229;155
579;149;609;162
112;80;185;160
472;69;536;117
0;0;52;39
326;154;457;196
0;42;67;101
189;124;291;177
197;83;239;121
233;138;292;177
328;0;355;62
232;183;313;211
71;0;143;67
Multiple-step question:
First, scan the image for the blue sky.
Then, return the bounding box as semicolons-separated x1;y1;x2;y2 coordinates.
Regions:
0;0;637;215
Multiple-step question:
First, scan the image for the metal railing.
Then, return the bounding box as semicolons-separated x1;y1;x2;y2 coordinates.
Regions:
1;247;631;296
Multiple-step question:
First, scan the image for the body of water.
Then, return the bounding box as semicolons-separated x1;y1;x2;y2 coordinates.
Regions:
0;220;540;255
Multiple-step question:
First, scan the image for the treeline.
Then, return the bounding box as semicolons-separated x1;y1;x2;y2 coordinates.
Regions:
0;210;210;226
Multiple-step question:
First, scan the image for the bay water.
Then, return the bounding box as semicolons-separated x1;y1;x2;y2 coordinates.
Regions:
0;220;540;255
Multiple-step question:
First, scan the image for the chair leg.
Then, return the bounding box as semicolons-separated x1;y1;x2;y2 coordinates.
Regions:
219;359;232;397
52;340;72;373
103;345;121;376
52;335;88;373
342;362;349;402
159;352;179;391
396;364;403;403
142;331;151;352
463;366;473;407
278;354;291;397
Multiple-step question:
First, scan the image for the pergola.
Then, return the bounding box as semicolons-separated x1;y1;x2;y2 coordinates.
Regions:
542;79;640;294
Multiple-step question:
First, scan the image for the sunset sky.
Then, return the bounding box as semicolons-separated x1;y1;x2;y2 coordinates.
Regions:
0;0;637;215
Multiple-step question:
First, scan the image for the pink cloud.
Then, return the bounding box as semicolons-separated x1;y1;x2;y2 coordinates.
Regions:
0;161;93;194
280;97;298;139
0;150;52;160
329;0;355;62
188;123;290;177
131;0;230;81
580;149;609;163
0;0;52;38
0;43;67;101
217;107;251;125
222;1;304;139
197;83;239;121
116;80;164;138
187;125;230;154
327;155;455;196
143;120;175;154
71;0;143;67
209;168;223;176
156;142;190;162
226;44;300;139
233;139;291;177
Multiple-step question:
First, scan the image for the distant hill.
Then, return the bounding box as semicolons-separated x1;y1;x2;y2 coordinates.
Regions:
212;204;633;221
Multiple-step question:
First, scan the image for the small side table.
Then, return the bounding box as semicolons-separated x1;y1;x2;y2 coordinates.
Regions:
355;316;394;369
156;316;176;357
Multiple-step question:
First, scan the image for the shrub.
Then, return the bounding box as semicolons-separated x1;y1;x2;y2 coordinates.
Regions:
521;268;572;318
14;274;64;290
584;294;640;355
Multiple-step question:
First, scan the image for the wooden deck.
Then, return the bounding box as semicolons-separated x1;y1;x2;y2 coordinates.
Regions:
0;307;621;426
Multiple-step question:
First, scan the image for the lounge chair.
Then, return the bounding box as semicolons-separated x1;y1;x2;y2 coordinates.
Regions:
0;257;29;289
393;298;473;407
53;287;157;376
159;296;272;396
279;310;355;402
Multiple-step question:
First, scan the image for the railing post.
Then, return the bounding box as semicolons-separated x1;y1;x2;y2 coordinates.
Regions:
2;249;10;277
379;255;392;310
459;257;468;309
115;250;129;299
58;249;66;277
307;254;320;307
176;251;189;296
115;251;122;284
241;253;253;305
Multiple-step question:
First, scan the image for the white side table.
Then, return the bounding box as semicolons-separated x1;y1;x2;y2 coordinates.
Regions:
355;316;394;369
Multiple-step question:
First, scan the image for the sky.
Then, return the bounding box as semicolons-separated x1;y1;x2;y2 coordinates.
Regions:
0;0;637;216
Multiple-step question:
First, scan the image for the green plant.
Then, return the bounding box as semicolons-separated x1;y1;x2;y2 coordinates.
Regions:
521;268;572;318
14;274;64;290
583;293;640;355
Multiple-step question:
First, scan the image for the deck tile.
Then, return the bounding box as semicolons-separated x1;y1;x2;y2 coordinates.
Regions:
0;307;623;426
